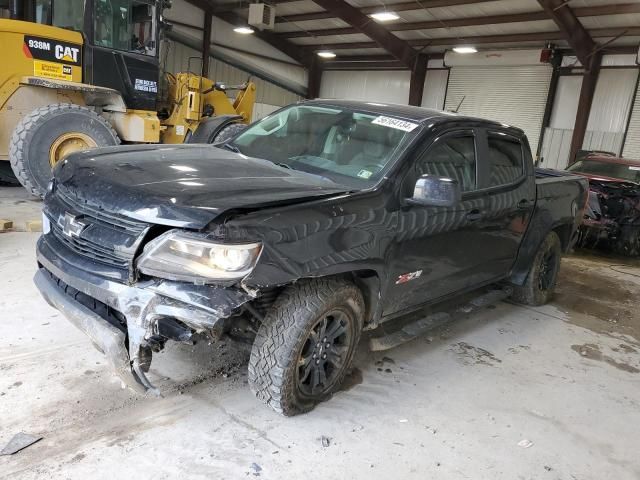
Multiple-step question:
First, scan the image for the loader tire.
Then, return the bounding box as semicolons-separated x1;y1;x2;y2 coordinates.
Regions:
248;278;364;416
511;231;562;306
9;104;120;197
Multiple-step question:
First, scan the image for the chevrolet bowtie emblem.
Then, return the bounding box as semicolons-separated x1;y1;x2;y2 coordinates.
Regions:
62;212;86;238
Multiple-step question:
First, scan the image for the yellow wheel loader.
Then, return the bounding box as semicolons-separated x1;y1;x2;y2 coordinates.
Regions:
0;0;256;196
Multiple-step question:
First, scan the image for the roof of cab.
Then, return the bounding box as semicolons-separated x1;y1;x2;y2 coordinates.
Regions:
302;99;523;133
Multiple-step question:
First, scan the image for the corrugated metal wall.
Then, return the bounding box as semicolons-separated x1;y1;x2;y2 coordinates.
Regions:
161;39;301;121
541;69;639;169
421;69;449;111
623;79;640;159
445;65;553;155
319;70;411;104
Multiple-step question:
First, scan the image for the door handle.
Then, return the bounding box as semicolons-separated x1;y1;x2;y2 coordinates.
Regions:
518;199;532;210
466;209;483;221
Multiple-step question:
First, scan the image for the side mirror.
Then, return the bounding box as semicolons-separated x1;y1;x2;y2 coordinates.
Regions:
406;174;461;207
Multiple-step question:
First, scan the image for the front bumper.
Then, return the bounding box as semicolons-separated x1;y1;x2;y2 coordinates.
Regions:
35;234;254;394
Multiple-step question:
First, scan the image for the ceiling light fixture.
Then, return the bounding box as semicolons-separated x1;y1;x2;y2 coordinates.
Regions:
233;26;255;34
453;46;478;54
370;11;399;22
317;51;336;59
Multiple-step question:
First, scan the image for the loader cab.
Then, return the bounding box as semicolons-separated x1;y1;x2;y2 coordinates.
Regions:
83;0;161;110
7;0;162;111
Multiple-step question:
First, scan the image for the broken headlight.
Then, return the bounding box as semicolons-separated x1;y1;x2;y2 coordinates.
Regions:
137;230;262;283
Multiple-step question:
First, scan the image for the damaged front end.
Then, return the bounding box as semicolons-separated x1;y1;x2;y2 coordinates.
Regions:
576;179;640;256
35;234;260;395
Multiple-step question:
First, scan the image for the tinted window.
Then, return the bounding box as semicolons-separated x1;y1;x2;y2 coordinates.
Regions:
94;0;157;56
416;134;476;192
488;133;524;186
35;0;85;30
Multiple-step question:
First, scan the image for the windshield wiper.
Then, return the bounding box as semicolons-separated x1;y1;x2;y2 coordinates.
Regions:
221;143;240;153
274;162;293;169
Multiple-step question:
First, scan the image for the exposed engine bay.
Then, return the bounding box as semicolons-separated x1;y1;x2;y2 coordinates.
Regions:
577;179;640;256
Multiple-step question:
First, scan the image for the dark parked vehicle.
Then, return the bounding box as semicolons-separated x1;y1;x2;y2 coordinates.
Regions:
35;100;588;415
567;154;640;256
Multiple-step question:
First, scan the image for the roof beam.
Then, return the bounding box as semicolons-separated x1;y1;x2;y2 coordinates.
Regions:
201;11;213;77
215;11;312;67
280;3;640;38
182;0;311;67
324;61;407;70
301;27;640;50
276;0;494;24
309;0;417;68
537;0;596;66
281;11;548;38
213;0;302;14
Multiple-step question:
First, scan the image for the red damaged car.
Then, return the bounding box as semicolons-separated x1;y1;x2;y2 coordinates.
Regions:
567;154;640;256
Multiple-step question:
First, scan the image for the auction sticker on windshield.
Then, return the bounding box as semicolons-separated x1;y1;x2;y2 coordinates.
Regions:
372;116;419;132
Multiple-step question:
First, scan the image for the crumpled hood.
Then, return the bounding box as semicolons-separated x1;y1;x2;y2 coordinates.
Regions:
53;144;348;228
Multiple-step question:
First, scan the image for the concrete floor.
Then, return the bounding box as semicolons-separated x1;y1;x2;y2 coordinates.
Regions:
1;185;639;479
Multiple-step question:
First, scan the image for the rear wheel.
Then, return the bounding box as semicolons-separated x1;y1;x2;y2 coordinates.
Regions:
511;231;562;306
9;104;120;197
248;278;364;416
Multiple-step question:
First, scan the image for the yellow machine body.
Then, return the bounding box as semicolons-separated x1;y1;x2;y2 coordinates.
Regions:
161;73;256;144
0;18;256;163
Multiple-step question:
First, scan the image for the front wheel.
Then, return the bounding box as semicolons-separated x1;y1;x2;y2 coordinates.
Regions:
248;278;364;416
511;231;562;306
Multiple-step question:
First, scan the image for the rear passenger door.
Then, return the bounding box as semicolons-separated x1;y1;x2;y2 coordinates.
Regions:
477;130;536;278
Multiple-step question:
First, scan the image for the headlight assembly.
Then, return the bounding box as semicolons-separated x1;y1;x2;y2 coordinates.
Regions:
137;231;262;283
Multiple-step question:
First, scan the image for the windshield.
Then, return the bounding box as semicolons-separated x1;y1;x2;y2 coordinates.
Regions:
568;159;640;184
94;0;157;56
34;0;85;30
228;104;420;188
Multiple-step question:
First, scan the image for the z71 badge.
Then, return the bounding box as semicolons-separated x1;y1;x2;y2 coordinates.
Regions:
396;270;423;284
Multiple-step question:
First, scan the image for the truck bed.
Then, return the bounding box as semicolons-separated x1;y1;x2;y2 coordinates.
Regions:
508;167;589;286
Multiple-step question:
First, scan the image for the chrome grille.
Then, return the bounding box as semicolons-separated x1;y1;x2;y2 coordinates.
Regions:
49;220;130;268
45;185;149;271
56;186;147;234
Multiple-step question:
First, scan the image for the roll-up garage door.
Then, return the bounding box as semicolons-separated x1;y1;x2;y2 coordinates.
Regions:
623;82;640;159
444;65;553;155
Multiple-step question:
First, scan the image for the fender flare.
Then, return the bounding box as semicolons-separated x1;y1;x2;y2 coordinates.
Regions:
187;115;242;144
19;76;127;112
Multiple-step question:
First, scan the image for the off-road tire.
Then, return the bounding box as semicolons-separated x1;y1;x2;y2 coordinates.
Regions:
248;278;365;416
511;231;562;306
212;122;247;145
9;104;120;197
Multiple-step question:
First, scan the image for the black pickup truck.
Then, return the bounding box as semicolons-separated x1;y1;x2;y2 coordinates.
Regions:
34;100;588;415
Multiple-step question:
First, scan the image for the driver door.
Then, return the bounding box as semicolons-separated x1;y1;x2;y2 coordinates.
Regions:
383;128;492;316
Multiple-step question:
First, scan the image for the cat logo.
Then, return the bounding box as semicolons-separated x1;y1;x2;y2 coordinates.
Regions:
55;45;80;63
